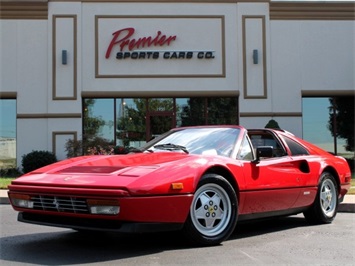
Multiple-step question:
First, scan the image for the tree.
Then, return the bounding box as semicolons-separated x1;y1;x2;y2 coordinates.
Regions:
327;97;354;152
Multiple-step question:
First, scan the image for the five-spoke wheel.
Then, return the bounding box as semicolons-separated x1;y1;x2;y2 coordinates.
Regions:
304;172;339;224
190;183;232;237
183;174;238;246
320;177;337;218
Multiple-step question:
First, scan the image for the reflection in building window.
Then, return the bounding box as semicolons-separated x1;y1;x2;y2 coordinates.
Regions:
116;99;146;148
302;97;354;159
175;98;189;127
207;97;238;125
83;98;114;154
148;98;173;111
177;97;238;126
0;99;16;168
83;96;239;152
179;97;206;126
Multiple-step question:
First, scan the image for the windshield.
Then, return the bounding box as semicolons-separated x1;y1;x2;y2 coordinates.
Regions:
141;127;241;157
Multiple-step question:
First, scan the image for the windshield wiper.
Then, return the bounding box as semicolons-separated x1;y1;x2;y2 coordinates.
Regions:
128;147;154;153
153;143;189;154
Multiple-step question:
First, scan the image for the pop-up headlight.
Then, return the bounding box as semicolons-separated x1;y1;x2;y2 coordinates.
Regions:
87;199;120;215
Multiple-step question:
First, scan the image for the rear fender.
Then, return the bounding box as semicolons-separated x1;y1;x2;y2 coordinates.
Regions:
322;166;341;194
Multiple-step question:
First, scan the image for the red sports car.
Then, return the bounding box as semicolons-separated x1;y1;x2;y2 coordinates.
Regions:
8;126;351;246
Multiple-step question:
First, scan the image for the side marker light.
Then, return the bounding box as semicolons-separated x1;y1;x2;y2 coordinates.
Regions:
171;183;184;190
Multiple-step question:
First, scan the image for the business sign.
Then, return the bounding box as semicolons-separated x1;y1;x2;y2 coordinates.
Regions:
95;16;225;78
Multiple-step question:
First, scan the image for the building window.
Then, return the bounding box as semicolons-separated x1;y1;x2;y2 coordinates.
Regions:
302;97;354;159
207;97;238;125
83;96;238;153
83;98;114;154
0;99;16;168
116;98;146;148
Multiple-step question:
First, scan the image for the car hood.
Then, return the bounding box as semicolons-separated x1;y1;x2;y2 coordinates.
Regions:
11;153;209;195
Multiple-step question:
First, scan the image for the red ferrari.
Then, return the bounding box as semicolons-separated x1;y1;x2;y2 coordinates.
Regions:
8;126;351;246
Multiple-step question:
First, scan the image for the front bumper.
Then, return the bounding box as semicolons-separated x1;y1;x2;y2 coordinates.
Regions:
18;212;184;233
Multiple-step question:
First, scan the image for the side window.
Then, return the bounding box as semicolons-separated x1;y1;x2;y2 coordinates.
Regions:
237;135;254;161
249;133;287;157
282;136;309;156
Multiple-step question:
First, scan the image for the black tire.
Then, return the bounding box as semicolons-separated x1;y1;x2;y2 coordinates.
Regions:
303;172;339;224
182;174;238;246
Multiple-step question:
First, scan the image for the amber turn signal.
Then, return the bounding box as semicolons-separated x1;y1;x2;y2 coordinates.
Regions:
171;183;184;190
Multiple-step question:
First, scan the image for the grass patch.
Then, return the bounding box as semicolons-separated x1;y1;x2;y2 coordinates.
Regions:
0;168;22;188
0;178;15;189
349;178;355;195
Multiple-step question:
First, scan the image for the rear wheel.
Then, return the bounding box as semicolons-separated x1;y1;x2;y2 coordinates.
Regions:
303;172;338;224
182;174;238;246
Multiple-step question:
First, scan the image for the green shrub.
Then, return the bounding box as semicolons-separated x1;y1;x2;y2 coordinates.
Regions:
0;167;22;177
346;158;355;174
265;119;281;129
22;150;58;174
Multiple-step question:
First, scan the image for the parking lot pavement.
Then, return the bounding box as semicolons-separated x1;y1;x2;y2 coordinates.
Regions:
1;189;354;212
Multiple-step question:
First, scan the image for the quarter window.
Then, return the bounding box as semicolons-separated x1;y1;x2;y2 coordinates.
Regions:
283;136;309;156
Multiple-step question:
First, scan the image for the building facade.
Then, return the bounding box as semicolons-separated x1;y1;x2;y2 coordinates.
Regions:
0;0;354;168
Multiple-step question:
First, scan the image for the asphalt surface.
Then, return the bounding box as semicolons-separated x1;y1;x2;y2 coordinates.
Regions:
1;205;354;266
1;189;354;265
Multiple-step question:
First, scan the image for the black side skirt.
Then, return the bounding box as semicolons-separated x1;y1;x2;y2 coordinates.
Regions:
238;206;308;221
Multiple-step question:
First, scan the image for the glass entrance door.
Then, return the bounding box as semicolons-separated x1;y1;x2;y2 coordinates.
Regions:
146;98;175;141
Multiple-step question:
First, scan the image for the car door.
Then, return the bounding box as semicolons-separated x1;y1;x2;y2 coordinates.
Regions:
238;131;310;215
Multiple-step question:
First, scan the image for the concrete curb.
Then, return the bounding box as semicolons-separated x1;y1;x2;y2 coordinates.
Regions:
1;189;354;213
338;198;355;213
0;190;9;205
338;203;355;213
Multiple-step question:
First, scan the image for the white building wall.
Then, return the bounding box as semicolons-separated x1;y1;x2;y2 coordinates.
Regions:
47;2;82;114
17;119;49;162
11;21;48;114
1;19;49;166
81;3;239;94
267;20;355;137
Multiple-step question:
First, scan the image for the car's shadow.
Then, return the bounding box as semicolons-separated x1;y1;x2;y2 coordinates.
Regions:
232;214;309;240
0;215;309;265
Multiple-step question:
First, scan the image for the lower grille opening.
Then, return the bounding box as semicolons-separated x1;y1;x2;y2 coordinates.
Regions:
32;195;89;214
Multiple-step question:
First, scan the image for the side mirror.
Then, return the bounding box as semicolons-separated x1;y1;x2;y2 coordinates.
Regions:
252;146;273;163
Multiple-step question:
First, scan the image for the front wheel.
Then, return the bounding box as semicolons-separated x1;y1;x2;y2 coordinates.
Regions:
303;172;338;224
182;174;238;246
